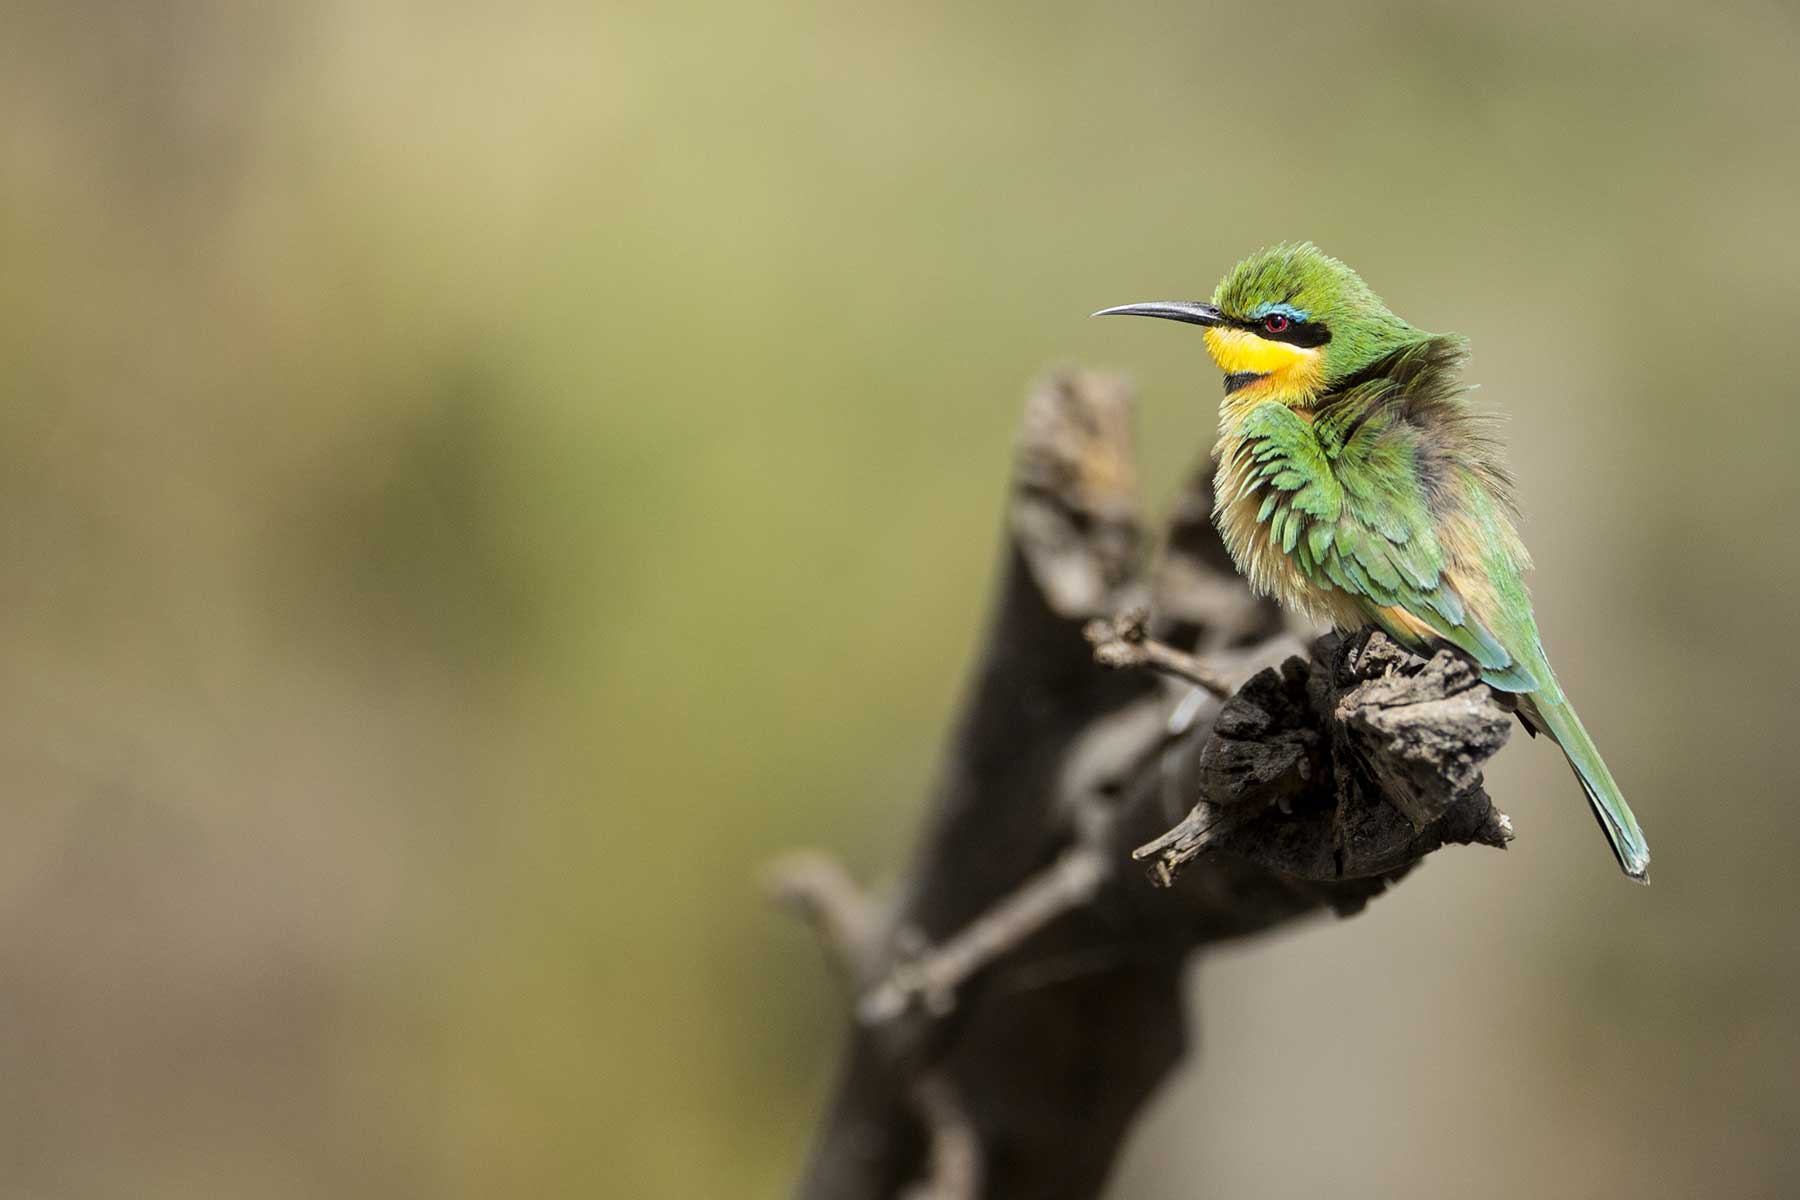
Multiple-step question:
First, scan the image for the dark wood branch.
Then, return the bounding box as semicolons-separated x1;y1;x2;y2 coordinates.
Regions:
779;370;1513;1199
1130;633;1515;890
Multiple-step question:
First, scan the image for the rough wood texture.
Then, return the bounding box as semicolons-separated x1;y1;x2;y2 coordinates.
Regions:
774;372;1514;1200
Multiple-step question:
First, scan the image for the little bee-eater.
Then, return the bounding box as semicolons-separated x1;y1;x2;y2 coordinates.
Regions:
1097;242;1650;881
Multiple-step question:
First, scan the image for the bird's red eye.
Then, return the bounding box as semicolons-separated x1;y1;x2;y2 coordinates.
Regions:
1263;313;1291;334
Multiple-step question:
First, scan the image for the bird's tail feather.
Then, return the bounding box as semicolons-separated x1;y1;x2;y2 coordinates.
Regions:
1524;688;1650;882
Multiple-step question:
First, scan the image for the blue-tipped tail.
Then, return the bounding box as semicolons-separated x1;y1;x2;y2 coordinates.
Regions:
1525;689;1650;882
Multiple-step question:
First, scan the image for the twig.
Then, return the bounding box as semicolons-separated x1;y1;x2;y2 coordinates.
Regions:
1130;802;1248;888
903;1074;983;1200
765;850;878;976
860;848;1109;1024
1084;608;1237;698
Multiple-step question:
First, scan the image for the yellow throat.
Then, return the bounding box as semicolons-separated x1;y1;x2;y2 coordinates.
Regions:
1203;326;1326;414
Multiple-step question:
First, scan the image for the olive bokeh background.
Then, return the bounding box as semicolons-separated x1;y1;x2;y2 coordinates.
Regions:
5;2;1799;1196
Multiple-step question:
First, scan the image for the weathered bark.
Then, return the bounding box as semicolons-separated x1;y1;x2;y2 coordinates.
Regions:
772;372;1513;1200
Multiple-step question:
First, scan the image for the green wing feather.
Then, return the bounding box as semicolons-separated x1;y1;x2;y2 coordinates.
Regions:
1229;398;1534;689
1226;342;1650;879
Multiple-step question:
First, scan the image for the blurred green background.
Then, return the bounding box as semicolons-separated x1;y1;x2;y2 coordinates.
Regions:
4;1;1799;1196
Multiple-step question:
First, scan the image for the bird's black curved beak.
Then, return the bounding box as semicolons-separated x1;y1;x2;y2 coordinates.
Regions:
1090;301;1223;326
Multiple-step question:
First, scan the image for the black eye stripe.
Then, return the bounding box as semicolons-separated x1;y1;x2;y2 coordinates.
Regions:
1227;316;1331;348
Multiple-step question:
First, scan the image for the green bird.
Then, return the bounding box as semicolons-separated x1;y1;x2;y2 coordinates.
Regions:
1096;242;1650;881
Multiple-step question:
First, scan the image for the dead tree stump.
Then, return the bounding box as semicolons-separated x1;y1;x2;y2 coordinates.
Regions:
771;372;1513;1200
